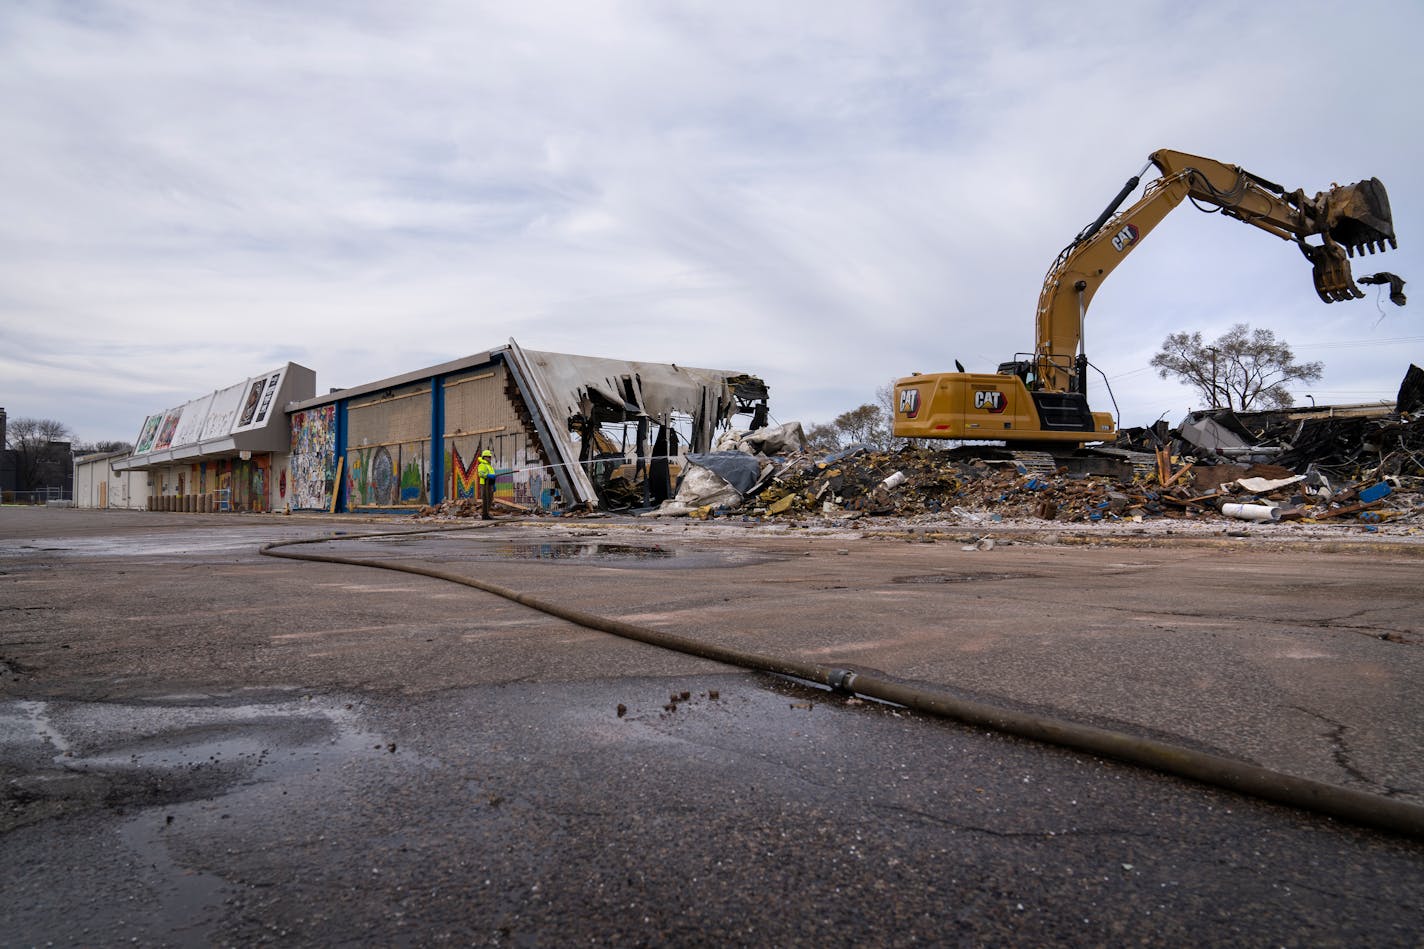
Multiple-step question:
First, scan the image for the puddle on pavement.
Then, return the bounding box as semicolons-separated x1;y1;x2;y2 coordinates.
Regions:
478;540;782;569
0;531;298;559
348;535;782;569
0;694;413;946
891;573;1032;584
0;696;411;811
495;541;673;561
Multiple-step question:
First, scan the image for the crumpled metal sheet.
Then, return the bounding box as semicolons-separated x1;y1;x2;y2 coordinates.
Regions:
502;339;768;508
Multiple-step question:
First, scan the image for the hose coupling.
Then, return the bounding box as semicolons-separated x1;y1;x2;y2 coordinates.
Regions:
827;668;858;695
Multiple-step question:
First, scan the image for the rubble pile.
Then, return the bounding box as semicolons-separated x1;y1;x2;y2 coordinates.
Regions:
734;446;1420;526
651;365;1424;529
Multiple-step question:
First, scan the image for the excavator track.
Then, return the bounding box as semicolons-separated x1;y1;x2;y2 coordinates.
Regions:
1082;447;1157;479
1008;451;1060;475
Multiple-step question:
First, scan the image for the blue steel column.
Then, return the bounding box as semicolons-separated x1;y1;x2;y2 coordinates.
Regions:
430;374;445;505
333;398;348;513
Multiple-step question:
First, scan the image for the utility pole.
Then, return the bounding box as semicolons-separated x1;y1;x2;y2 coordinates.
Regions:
1207;347;1221;409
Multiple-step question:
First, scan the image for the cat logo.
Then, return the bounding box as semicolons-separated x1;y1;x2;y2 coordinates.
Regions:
973;389;1007;413
1111;223;1140;253
898;388;920;418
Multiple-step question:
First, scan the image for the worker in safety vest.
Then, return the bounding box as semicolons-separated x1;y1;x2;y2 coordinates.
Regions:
478;449;496;520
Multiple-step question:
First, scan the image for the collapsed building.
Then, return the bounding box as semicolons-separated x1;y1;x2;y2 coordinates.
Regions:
76;340;768;514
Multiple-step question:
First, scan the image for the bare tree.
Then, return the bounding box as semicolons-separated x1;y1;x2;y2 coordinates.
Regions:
830;404;890;449
804;422;842;453
1150;324;1323;411
808;388;906;453
6;417;74;491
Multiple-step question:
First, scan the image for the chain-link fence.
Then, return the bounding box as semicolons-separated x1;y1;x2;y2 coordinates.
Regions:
2;487;73;505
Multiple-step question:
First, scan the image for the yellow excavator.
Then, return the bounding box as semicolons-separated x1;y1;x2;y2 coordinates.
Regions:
893;149;1404;446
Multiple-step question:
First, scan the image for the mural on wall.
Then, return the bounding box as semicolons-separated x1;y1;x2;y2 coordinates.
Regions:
446;440;553;510
232;367;287;433
448;444;480;499
400;455;424;503
237;378;266;427
289;405;337;510
134;414;164;454
153;409;183;451
250;456;270;512
347;441;428;507
509;447;550;509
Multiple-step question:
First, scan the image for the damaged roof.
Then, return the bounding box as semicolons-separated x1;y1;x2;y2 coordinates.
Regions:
503;339;768;506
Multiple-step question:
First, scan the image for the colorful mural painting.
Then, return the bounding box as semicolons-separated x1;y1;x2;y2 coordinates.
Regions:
233;368;286;432
400;456;424;503
237;378;266;427
290;405;337;510
134;414;164;454
446;443;554;510
152;410;183;451
509;448;548;509
347;441;428;508
251;456;269;512
448;444;480;499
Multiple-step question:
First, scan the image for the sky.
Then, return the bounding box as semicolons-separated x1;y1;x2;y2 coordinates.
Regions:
2;0;1422;446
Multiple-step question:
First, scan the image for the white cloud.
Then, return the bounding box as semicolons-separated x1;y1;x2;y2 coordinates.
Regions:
1;0;1421;443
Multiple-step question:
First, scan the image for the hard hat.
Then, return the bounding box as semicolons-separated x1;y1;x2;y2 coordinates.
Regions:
481;449;493;457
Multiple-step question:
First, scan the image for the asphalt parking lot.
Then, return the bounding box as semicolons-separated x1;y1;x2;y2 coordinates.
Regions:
2;507;1422;946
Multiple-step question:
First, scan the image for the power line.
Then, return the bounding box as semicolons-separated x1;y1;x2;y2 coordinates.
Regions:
1293;336;1424;350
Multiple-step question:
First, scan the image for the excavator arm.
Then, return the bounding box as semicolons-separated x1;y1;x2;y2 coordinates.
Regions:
1031;149;1401;394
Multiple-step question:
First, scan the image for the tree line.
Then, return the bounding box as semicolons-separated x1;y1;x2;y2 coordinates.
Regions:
3;416;132;495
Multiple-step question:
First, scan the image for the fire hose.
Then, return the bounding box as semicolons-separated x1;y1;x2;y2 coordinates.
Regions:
261;527;1424;840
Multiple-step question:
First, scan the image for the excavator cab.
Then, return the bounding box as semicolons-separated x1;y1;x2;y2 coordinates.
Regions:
1307;177;1397;303
996;359;1040;390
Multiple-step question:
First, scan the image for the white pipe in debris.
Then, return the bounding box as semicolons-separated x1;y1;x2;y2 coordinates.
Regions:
880;471;907;490
1221;502;1280;522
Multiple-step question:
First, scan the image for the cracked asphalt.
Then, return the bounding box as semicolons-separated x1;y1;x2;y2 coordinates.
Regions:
2;507;1422;946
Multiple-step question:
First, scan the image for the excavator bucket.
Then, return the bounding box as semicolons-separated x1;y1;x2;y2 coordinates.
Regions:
1324;177;1396;257
1307;241;1364;303
1307;177;1398;303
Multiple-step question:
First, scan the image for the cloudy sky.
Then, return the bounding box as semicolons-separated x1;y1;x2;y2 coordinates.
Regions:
2;0;1421;445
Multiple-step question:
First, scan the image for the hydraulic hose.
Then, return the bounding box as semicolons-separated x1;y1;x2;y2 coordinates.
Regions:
261;528;1424;840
